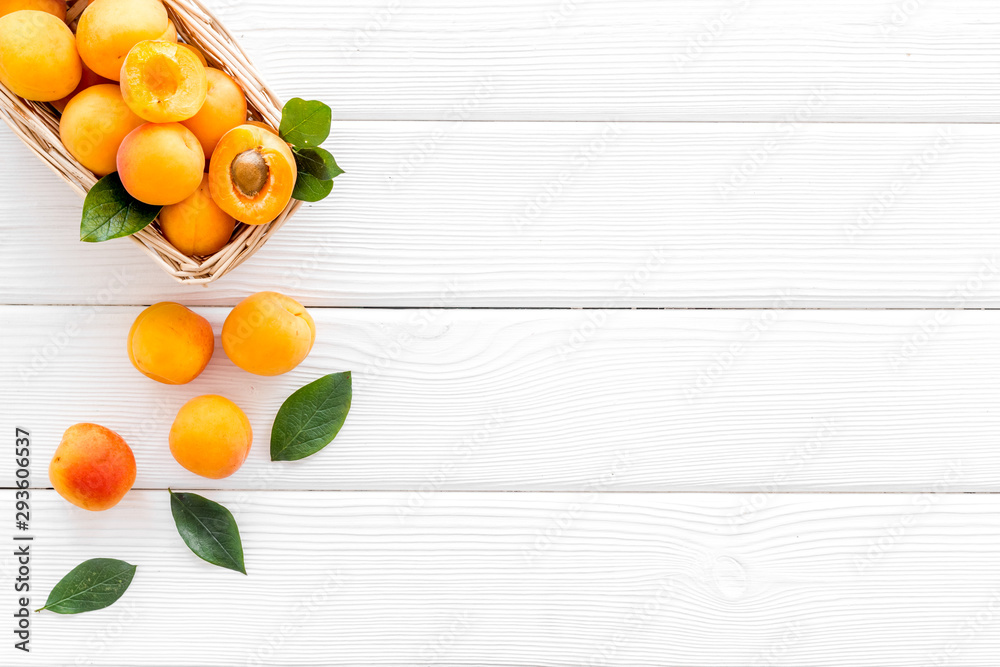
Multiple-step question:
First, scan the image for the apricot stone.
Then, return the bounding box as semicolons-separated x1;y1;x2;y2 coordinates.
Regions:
121;39;207;122
159;173;236;256
117;122;204;205
50;423;136;512
0;0;65;21
209;124;296;225
60;84;145;176
222;291;315;376
169;395;252;479
0;10;81;101
127;302;214;384
77;0;169;80
181;68;247;157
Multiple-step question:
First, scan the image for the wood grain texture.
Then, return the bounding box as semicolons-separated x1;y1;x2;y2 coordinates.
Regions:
4;491;1000;666
210;0;1000;121
5;307;999;492
3;122;1000;307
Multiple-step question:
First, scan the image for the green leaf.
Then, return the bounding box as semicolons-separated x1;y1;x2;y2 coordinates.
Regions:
293;146;344;181
279;98;331;148
80;172;161;243
169;490;246;574
291;171;334;202
271;372;352;461
37;558;136;614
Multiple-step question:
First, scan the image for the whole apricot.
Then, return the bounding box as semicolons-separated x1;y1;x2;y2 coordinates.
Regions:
222;291;315;376
181;68;247;157
158;18;176;42
50;423;136;512
0;0;65;20
121;40;207;122
0;10;81;101
51;61;114;113
77;0;169;80
60;84;145;176
209;124;296;225
159;173;236;256
117;122;204;205
127;302;214;384
169;395;252;479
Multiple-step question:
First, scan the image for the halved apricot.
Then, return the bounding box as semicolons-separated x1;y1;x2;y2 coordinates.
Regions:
244;120;279;135
181;68;247;157
117;122;204;205
77;0;169;81
120;40;207;122
209;124;296;225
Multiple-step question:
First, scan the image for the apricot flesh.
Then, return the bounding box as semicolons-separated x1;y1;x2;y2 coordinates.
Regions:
0;10;81;101
170;395;252;479
77;0;169;80
209;124;296;225
121;40;207;123
60;84;145;176
159;173;236;256
127;302;214;384
50;423;136;512
117;122;205;205
0;0;65;20
181;68;247;157
222;292;315;376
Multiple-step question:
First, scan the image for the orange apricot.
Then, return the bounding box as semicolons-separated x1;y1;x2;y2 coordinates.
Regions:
60;84;144;176
169;395;252;479
121;40;207;122
158;18;176;42
127;301;214;384
159;173;236;256
117;122;204;205
50;423;136;512
244;120;279;135
0;10;81;101
51;61;114;113
222;291;315;376
209;124;296;225
181;68;247;157
177;42;208;67
77;0;169;80
0;0;65;20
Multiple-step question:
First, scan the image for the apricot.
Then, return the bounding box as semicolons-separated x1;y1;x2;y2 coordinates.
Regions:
117;122;204;205
0;0;65;20
159;173;236;256
60;84;144;176
209;124;296;225
181;68;246;157
51;62;114;113
50;423;136;512
169;395;252;479
0;10;81;101
127;302;214;384
158;18;177;43
177;42;208;67
77;0;169;80
222;291;315;376
244;120;279;135
121;40;207;122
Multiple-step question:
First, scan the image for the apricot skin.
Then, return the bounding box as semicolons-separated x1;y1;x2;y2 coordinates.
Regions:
222;292;315;376
121;40;207;123
52;62;114;114
209;124;297;225
127;302;214;384
117;122;205;205
60;84;145;176
50;424;136;512
77;0;169;80
0;0;65;20
170;395;252;479
181;68;247;157
0;10;81;101
159;173;236;256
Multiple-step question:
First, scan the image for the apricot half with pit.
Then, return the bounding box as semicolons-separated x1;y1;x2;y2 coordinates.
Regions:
50;423;136;511
209;124;296;225
121;40;207;123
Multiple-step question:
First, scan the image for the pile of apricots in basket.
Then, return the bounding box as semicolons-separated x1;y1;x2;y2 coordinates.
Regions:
0;0;297;255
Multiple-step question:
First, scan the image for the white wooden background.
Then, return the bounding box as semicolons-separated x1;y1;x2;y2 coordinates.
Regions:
3;1;1000;665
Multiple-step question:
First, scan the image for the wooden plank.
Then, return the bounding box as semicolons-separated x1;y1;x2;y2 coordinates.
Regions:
4;307;999;491
3;122;1000;307
4;491;999;666
213;0;1000;121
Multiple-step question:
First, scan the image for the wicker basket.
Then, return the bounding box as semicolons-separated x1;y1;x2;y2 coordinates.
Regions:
0;0;303;285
